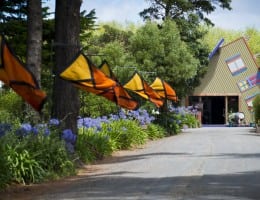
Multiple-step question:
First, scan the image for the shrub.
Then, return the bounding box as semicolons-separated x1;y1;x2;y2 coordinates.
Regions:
0;123;76;188
0;141;12;190
145;123;166;140
0;90;24;122
76;128;114;163
102;119;148;150
253;95;260;125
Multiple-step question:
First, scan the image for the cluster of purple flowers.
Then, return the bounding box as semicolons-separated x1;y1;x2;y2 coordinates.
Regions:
2;109;155;152
77;108;155;130
168;105;198;115
12;118;77;153
61;129;77;153
15;123;50;137
77;116;109;130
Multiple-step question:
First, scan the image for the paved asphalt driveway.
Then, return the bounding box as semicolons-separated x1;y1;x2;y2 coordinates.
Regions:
2;127;260;200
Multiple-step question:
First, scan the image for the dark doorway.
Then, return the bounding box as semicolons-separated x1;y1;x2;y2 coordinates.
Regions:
189;96;239;125
202;96;225;124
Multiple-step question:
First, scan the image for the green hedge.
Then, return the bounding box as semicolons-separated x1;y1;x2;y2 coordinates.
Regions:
253;94;260;125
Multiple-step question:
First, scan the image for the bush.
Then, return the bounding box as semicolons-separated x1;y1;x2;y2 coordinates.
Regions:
154;112;181;135
145;123;166;140
0;142;12;189
0;90;24;122
76;127;114;163
253;95;260;125
102;119;148;150
0;124;76;188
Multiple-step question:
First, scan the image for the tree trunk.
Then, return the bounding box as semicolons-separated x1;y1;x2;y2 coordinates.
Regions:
52;0;81;134
26;0;42;84
26;0;42;121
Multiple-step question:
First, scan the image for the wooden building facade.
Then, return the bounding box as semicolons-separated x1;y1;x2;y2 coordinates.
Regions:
189;37;260;125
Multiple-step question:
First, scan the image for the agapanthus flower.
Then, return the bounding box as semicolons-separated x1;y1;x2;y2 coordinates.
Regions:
62;129;77;143
49;118;60;126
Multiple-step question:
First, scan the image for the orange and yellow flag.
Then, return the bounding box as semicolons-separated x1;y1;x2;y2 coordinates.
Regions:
0;34;47;112
150;77;178;102
123;72;163;107
99;60;118;81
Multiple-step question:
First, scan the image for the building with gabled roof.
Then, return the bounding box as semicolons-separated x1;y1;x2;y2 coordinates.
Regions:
188;37;260;125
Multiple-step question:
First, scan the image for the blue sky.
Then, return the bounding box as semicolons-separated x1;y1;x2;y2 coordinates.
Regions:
46;0;260;30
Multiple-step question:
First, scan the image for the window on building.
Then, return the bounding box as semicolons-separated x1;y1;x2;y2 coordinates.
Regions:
237;79;251;92
238;72;260;92
226;54;247;76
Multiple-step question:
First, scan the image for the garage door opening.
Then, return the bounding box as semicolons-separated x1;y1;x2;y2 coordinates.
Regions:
189;96;239;125
202;96;225;124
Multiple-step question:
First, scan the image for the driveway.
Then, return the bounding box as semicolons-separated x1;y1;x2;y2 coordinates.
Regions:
2;127;260;200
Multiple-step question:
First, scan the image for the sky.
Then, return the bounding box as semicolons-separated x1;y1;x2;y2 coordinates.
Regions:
46;0;260;30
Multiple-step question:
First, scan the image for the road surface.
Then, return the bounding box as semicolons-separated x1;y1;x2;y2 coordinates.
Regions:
2;127;260;200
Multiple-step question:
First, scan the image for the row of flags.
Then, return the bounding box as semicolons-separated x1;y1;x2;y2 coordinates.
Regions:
0;34;177;112
60;52;178;109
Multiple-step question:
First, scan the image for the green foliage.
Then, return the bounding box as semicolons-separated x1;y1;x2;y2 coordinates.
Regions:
145;123;166;140
79;92;118;117
244;28;260;65
102;119;148;150
76;128;114;163
0;143;12;189
0;129;75;187
99;41;128;68
253;95;260;125
155;111;199;135
23;132;76;178
139;0;231;27
181;113;199;128
129;20;199;97
6;146;45;184
0;89;24;122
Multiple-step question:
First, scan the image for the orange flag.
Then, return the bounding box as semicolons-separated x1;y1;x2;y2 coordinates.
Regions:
60;53;138;110
123;72;163;107
99;60;118;81
0;34;47;112
60;53;116;90
150;77;178;102
99;60;138;109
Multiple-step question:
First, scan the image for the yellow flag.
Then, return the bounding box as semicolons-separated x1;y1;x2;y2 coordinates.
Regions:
124;72;163;107
150;77;178;102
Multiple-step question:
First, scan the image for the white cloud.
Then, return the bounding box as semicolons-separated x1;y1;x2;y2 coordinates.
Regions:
81;0;149;23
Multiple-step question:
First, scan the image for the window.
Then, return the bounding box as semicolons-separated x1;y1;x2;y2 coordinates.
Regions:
238;72;260;92
226;54;247;76
248;72;260;86
237;80;251;92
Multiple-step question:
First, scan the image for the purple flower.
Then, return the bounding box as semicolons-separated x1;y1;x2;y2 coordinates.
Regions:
44;128;50;136
62;129;77;143
21;123;32;132
49;118;60;126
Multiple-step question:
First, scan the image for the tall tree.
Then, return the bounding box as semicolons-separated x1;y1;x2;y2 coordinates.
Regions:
139;0;232;93
0;0;27;58
26;0;42;84
52;0;81;133
140;0;232;26
129;20;199;98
